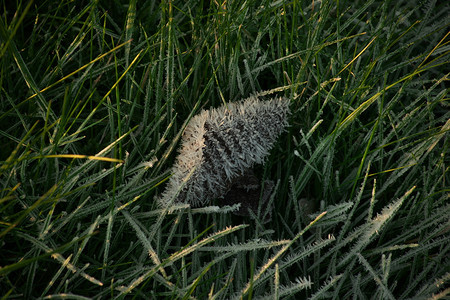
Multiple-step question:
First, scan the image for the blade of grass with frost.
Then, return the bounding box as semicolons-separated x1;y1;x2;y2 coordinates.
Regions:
256;235;336;288
338;186;416;269
391;234;450;270
190;203;242;214
239;211;326;298
209;258;237;300
385;204;450;247
162;211;185;254
75;49;142;135
60;126;137;184
0;40;132;123
277;277;313;298
199;239;289;253
40;254;74;297
309;222;369;274
185;261;214;298
121;209;166;277
54;216;103;290
165;0;175;122
309;202;354;227
414;272;450;299
0;234;87;276
309;274;344;300
376;119;450;197
260;276;312;299
338;161;372;239
274;264;279;300
0;120;39;175
17;231;103;287
357;253;395;300
101;211;114;281
308;164;372;274
4;38;55;121
115;224;247;297
0;184;57;239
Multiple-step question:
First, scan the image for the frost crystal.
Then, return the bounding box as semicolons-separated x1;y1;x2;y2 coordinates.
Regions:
158;95;290;207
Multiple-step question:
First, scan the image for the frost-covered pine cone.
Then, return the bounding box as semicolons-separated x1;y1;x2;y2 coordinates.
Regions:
158;95;290;207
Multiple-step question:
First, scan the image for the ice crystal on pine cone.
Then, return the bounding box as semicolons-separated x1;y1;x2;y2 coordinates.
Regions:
158;95;290;207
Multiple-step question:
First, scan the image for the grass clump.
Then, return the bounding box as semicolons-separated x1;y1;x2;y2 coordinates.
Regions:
1;0;449;298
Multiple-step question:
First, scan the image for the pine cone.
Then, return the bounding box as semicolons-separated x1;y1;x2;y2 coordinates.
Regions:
158;95;290;207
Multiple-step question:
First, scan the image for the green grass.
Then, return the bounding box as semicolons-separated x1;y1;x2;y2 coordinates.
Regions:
1;0;449;298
